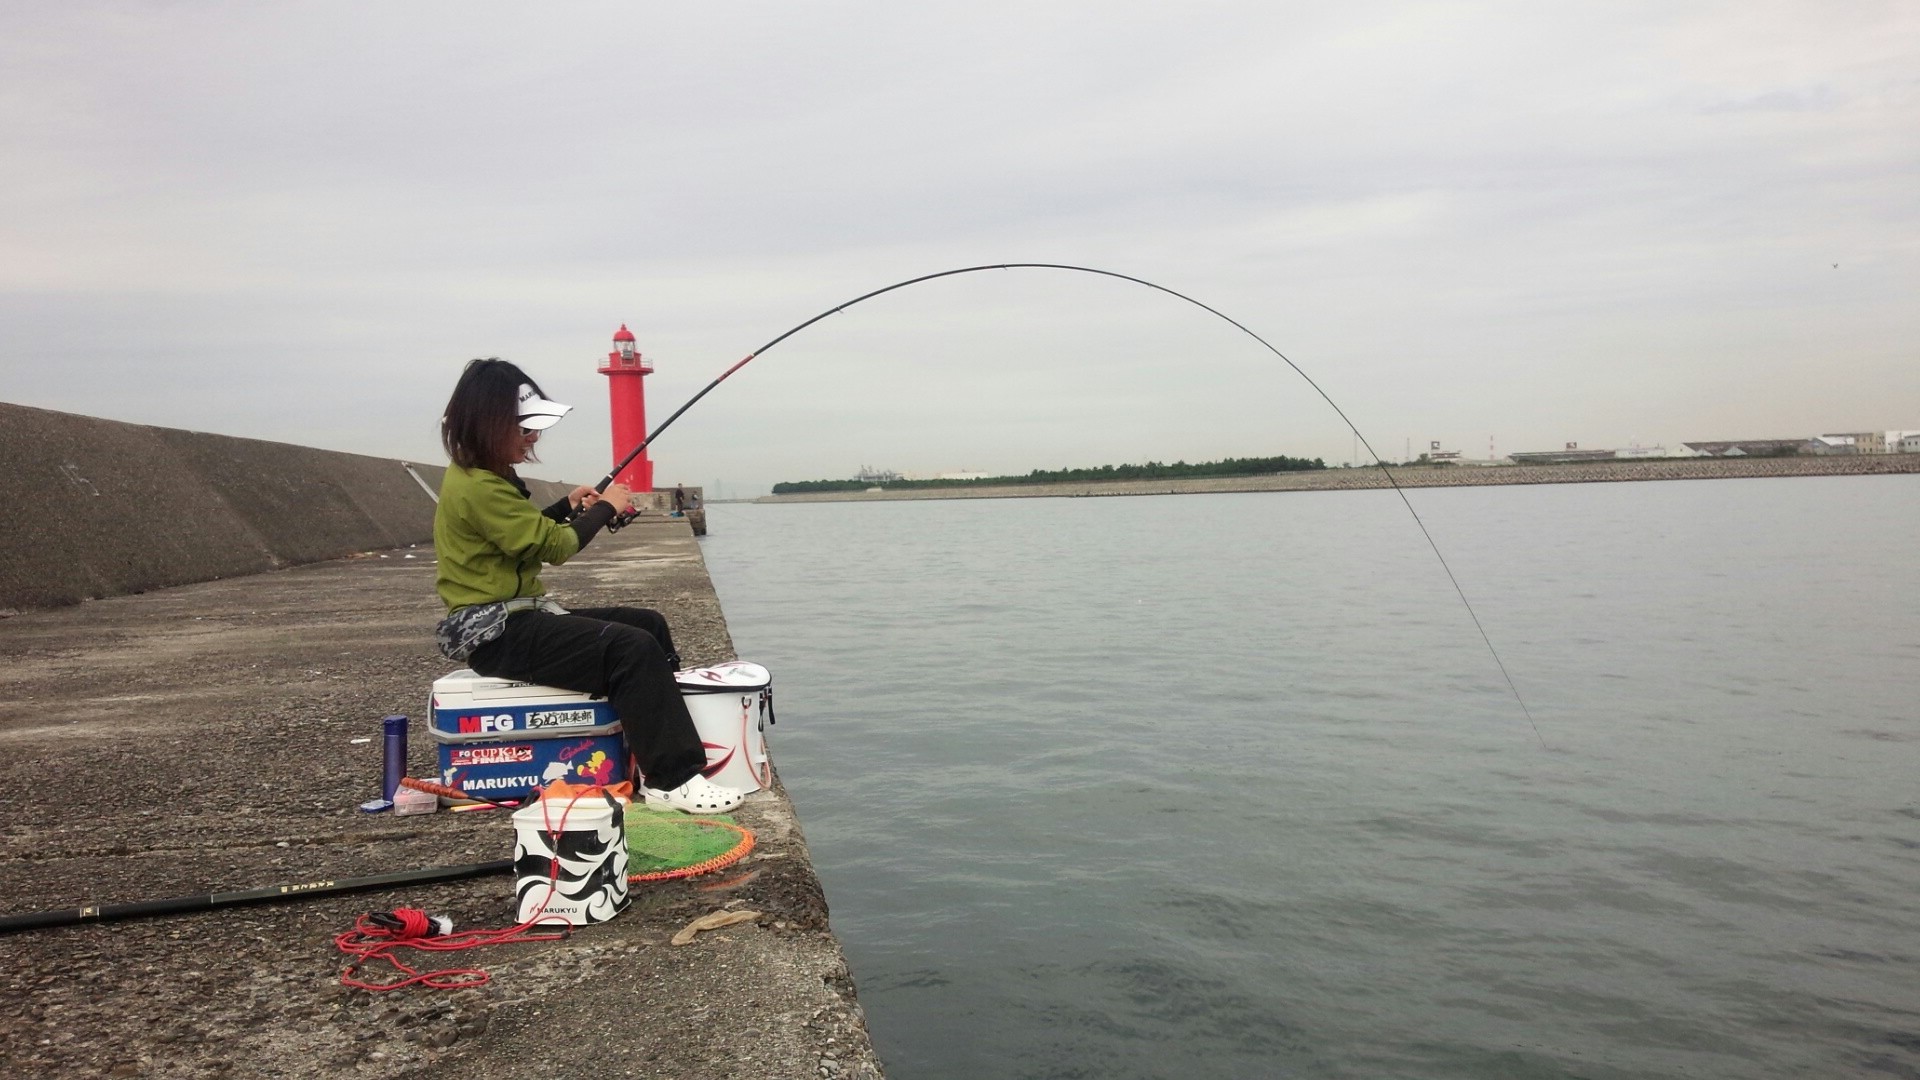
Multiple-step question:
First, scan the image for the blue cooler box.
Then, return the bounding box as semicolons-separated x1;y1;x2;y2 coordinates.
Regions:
430;669;628;801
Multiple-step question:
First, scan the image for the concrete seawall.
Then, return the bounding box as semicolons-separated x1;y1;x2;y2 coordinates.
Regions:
759;453;1920;504
0;401;570;612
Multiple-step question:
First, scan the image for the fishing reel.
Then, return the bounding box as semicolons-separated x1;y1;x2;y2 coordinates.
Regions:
566;492;642;533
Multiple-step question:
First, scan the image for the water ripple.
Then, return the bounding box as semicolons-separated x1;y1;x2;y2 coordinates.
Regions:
704;480;1920;1080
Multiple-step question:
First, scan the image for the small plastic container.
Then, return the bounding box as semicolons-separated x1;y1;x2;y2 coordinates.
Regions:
392;784;439;816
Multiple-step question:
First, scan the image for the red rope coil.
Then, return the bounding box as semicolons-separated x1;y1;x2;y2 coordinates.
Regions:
335;797;588;991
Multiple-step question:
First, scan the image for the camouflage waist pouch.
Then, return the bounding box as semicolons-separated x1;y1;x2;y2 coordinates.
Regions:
435;597;570;662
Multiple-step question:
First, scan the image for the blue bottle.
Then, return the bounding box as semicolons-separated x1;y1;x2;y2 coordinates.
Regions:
359;714;409;812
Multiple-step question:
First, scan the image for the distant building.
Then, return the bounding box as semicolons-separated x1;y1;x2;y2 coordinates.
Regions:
854;465;902;484
1808;434;1860;455
1898;432;1920;454
1679;439;1808;457
1821;431;1885;454
1509;448;1619;465
1613;445;1670;459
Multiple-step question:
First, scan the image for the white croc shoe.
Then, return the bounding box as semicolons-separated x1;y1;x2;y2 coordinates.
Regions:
641;774;745;815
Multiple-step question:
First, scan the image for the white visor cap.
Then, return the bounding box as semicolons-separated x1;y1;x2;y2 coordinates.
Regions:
516;383;572;430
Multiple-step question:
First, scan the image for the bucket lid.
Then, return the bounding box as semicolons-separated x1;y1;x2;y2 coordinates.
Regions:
511;795;622;828
675;661;771;693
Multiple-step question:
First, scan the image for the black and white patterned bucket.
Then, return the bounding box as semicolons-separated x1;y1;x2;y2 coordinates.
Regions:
510;794;630;924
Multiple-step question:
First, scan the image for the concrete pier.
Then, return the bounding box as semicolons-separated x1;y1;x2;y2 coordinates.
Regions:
0;472;882;1075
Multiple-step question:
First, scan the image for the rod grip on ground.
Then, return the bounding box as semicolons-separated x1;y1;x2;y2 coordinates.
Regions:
398;775;516;805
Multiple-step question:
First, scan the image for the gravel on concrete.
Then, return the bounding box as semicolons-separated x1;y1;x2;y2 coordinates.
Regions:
0;517;883;1079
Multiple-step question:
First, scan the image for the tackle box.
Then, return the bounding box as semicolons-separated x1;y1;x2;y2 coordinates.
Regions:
429;669;628;801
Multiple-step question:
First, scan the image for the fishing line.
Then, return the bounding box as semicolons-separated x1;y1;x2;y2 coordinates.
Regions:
602;263;1543;747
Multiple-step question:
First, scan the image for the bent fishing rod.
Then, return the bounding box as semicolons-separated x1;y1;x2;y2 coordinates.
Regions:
593;262;1544;746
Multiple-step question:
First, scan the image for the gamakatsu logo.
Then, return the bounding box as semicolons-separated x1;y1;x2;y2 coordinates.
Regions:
464;775;540;790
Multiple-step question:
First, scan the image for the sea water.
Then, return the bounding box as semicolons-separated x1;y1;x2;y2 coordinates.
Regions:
702;475;1920;1080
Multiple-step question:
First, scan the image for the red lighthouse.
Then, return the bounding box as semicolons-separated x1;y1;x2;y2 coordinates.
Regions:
599;324;654;492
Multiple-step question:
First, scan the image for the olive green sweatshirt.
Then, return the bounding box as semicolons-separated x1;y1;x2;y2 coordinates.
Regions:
433;465;610;613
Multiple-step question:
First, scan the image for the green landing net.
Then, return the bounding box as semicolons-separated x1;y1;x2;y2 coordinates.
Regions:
625;813;754;882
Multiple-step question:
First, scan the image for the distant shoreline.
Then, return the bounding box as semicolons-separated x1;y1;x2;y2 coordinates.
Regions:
756;455;1920;504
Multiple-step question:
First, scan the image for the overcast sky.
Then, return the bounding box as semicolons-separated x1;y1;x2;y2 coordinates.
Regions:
2;2;1915;495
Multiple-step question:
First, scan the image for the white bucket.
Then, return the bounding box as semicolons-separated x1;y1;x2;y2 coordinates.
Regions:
674;661;773;794
510;794;629;925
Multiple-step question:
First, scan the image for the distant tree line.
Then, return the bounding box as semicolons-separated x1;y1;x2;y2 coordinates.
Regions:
772;453;1327;494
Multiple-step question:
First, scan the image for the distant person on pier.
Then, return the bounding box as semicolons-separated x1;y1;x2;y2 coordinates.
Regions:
672;484;686;514
430;357;742;814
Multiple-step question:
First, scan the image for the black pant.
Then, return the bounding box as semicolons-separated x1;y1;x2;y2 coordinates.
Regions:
466;606;706;791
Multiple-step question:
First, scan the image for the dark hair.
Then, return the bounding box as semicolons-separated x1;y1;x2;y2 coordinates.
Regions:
441;358;545;473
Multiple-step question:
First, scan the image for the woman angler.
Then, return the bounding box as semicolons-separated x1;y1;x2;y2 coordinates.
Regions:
431;357;743;814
